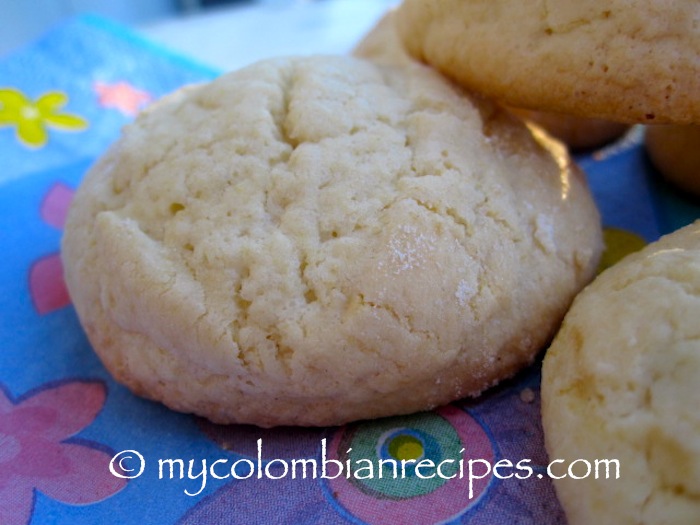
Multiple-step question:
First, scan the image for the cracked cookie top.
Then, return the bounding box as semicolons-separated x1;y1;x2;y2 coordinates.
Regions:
62;55;602;427
395;0;700;124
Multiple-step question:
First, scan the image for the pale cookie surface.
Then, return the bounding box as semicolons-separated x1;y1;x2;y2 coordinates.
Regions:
542;221;700;524
395;0;700;124
62;55;602;427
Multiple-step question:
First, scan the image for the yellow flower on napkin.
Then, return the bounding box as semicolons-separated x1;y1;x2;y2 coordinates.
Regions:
0;88;88;148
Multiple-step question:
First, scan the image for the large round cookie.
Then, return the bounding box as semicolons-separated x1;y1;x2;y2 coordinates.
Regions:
394;0;700;124
62;55;602;427
542;221;700;524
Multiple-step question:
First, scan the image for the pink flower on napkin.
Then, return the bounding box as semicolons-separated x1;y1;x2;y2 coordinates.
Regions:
94;81;152;117
29;182;74;315
0;380;126;525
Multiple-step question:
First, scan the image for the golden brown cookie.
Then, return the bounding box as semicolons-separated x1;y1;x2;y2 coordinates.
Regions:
395;0;700;124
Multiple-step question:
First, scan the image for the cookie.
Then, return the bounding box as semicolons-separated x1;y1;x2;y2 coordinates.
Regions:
62;55;602;427
645;125;700;196
355;10;628;151
394;0;700;124
542;221;700;524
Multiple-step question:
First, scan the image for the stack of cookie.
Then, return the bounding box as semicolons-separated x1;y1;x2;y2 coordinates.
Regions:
368;1;700;523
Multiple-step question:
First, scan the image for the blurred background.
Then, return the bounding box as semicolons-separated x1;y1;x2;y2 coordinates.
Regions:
0;0;397;70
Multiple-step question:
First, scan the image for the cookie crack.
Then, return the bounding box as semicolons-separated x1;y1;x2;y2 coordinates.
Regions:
299;254;318;305
229;268;253;369
541;0;612;35
273;63;300;153
266;331;295;376
356;293;434;344
408;197;474;240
